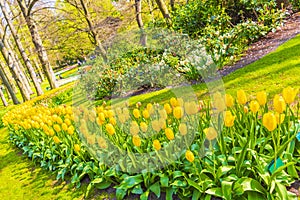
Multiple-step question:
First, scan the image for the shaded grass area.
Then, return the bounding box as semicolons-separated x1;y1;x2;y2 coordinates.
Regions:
0;128;84;200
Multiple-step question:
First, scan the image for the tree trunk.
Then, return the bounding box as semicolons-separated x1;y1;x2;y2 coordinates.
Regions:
0;85;8;106
78;0;107;61
0;29;31;101
170;0;175;10
154;0;171;21
0;0;43;96
135;0;147;46
17;0;58;89
0;61;20;104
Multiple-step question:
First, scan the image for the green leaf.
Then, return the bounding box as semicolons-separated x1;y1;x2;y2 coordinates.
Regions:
95;181;111;190
166;188;174;200
239;178;266;195
185;176;202;192
221;181;233;200
205;187;223;198
91;177;103;184
149;181;161;198
171;180;187;187
116;188;126;200
173;171;185;179
160;175;169;187
132;184;143;195
192;190;201;200
275;182;288;200
140;189;149;200
216;166;234;179
120;174;143;189
270;161;295;180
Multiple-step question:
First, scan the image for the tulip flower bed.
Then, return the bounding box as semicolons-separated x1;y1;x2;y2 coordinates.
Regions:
2;87;300;199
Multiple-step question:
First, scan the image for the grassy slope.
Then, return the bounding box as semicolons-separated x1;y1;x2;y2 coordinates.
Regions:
0;34;299;199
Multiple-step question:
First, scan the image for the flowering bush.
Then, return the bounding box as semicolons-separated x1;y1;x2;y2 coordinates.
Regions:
2;86;300;199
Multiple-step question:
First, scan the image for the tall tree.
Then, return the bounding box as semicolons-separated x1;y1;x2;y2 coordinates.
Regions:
16;0;58;89
135;0;147;46
0;85;8;106
154;0;171;22
0;0;43;96
0;38;30;101
0;60;20;104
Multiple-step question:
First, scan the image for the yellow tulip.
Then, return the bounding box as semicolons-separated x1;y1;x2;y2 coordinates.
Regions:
262;112;277;131
67;126;75;135
283;86;298;104
256;91;267;106
106;123;115;135
109;117;117;126
87;134;96;145
165;128;174;140
204;127;218;140
173;106;184;119
130;121;140;135
213;92;226;113
237;90;247;105
170;97;178;107
225;94;234;108
164;103;172;114
74;144;81;153
61;123;68;131
184;101;198;115
151;120;161;132
273;95;286;114
249;100;260;113
97;136;107;149
118;114;126;124
64;118;72;126
140;122;148;132
53;136;61;144
53;124;61;132
132;135;141;147
224;111;235;127
146;103;154;115
142;109;150;119
133;109;140;119
244;106;249;113
153;140;161;151
159;109;168;120
185;150;195;162
179;123;187;136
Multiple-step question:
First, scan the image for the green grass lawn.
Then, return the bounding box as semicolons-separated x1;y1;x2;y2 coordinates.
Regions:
0;34;300;199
